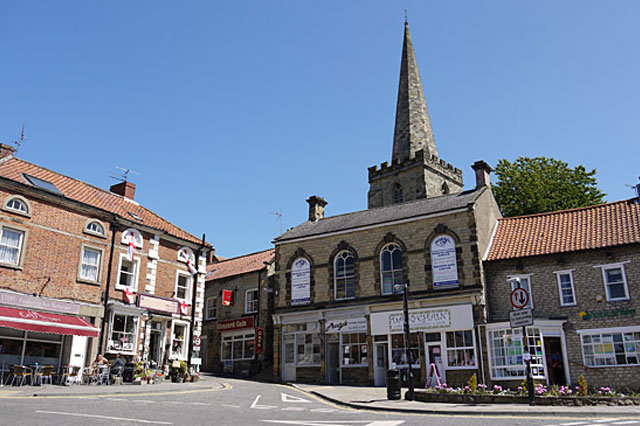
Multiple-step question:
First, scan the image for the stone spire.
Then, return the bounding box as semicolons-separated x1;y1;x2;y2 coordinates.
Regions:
392;21;438;163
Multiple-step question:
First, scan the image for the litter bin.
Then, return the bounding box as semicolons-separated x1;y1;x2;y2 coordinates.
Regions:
122;362;135;383
386;369;401;400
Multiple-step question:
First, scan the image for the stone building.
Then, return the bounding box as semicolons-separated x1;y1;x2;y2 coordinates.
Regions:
202;249;275;376
271;22;501;387
0;145;211;374
483;196;640;391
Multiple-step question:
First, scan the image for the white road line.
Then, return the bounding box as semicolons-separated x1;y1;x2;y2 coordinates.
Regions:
105;397;127;401
612;422;640;425
281;407;306;411
132;399;156;404
310;409;338;413
35;410;172;425
251;395;277;410
221;404;240;408
189;402;210;406
560;423;589;426
594;421;620;423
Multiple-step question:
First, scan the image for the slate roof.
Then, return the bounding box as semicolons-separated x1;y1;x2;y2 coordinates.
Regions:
206;249;274;281
274;188;485;242
486;198;640;261
0;156;203;244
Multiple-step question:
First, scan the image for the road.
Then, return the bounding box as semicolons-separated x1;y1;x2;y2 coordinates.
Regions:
0;378;637;426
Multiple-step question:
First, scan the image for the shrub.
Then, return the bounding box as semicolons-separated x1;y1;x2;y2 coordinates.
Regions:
577;374;588;397
467;373;478;393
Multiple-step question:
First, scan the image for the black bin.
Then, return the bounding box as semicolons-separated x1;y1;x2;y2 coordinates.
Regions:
122;362;135;383
386;369;401;400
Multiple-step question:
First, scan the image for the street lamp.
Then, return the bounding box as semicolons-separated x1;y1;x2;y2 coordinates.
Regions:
394;282;414;401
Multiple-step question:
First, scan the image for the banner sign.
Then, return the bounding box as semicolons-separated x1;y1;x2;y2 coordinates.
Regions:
325;317;367;333
256;327;264;354
370;304;473;335
216;316;255;332
431;235;459;288
138;294;178;314
0;292;80;315
291;258;311;306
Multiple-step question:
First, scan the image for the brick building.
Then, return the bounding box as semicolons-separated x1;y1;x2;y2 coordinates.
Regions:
0;145;211;374
483;197;640;391
201;249;274;376
271;22;501;387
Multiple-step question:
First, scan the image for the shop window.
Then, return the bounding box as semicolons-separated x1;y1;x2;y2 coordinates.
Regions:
391;333;420;368
297;333;321;365
509;275;533;309
116;253;140;291
171;322;189;360
487;328;545;380
380;243;403;295
205;297;216;320
282;323;321;366
108;313;137;352
78;245;102;283
0;226;25;267
581;329;640;367
221;333;255;361
245;289;258;314
598;263;630;302
445;330;476;368
334;250;355;300
341;333;367;366
175;271;192;301
555;270;576;306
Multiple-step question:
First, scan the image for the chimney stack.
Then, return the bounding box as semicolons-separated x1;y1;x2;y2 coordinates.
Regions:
471;161;493;189
306;196;327;222
110;181;136;199
0;143;16;159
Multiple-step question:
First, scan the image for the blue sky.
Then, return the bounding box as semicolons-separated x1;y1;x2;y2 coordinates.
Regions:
1;1;639;258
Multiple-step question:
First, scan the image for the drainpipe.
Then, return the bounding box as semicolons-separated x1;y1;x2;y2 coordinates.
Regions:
187;234;207;370
98;220;119;354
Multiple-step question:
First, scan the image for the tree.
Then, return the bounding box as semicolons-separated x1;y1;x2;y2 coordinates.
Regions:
492;157;605;217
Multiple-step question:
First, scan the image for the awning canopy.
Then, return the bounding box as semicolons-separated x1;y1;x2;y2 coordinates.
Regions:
0;306;98;337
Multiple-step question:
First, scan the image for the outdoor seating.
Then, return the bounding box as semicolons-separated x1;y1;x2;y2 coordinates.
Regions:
8;365;32;386
33;365;55;386
60;365;82;385
96;365;110;385
81;366;97;385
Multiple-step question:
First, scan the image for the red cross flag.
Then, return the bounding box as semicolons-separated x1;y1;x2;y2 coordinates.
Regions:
127;232;136;261
187;258;198;275
222;289;233;306
179;300;189;315
124;287;135;304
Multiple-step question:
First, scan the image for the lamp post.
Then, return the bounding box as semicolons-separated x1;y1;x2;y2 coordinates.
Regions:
395;282;414;401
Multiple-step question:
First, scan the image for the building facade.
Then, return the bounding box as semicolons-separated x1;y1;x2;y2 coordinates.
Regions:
271;22;502;387
0;145;210;374
202;249;275;377
483;197;640;391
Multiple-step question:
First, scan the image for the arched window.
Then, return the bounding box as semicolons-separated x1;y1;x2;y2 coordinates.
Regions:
178;247;195;264
441;182;450;195
2;196;31;217
393;184;403;204
380;243;403;295
121;228;143;249
334;251;355;300
84;220;106;237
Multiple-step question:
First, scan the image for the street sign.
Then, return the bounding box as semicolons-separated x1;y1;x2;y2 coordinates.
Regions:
510;287;530;309
510;308;534;328
193;336;201;347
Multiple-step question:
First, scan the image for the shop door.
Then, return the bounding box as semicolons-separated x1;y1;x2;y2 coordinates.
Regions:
374;342;388;386
149;330;162;366
544;336;566;386
282;334;296;382
69;335;88;367
425;343;445;387
326;342;339;384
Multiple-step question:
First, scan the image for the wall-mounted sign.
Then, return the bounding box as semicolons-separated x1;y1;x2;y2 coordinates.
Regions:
291;258;311;306
325;317;367;333
0;291;80;315
510;308;534;328
370;304;473;335
138;294;178;315
579;308;636;321
216;316;255;332
256;327;264;354
431;235;459;288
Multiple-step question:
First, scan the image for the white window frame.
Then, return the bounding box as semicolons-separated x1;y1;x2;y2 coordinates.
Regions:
77;244;103;283
486;327;546;380
177;246;196;264
84;219;106;238
554;269;577;307
115;253;140;292
170;320;190;360
380;243;403;295
444;329;477;369
334;250;356;300
2;196;31;217
121;228;143;249
0;225;26;268
220;331;256;361
579;326;640;368
175;271;192;302
508;274;534;310
245;288;259;314
106;311;138;354
340;332;368;367
205;296;216;320
594;262;630;302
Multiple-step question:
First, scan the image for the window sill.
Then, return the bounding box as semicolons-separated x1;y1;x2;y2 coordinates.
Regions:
446;365;478;370
115;284;137;292
77;278;101;287
560;303;577;307
0;262;23;271
606;297;630;302
335;297;356;302
2;207;31;218
341;364;367;368
83;230;107;239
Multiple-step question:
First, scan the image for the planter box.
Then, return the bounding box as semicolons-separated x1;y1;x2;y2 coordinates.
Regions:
414;390;640;406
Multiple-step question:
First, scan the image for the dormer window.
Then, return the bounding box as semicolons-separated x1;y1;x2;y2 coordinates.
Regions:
84;219;106;238
2;196;31;217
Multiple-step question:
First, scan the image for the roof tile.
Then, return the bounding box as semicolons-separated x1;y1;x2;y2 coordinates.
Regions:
206;249;274;281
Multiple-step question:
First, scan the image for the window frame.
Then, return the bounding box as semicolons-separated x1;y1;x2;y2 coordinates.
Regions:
115;253;141;292
445;329;477;369
205;296;217;320
508;274;534;310
340;332;368;367
0;224;27;269
120;228;144;249
170;320;190;360
579;327;640;368
554;269;577;307
175;270;193;302
83;219;106;238
77;244;104;285
220;331;256;361
245;288;259;314
596;262;630;302
2;195;31;218
106;311;138;354
380;243;403;295
334;250;356;301
486;327;546;380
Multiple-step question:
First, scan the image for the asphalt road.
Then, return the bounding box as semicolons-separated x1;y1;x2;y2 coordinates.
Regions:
1;378;637;426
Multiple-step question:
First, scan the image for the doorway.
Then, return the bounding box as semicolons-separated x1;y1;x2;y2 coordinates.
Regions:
425;343;445;387
374;342;388;386
148;321;165;368
544;336;566;386
326;340;340;384
282;334;296;382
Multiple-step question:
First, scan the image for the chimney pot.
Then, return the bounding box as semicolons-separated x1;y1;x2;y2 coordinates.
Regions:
0;143;16;159
471;160;493;189
110;181;136;199
306;195;327;222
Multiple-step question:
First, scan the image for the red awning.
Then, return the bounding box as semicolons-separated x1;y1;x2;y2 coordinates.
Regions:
0;306;98;337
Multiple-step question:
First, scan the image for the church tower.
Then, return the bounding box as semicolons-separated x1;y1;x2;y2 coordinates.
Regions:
368;21;463;209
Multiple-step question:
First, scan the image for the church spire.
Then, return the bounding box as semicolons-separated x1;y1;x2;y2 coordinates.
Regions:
392;21;438;163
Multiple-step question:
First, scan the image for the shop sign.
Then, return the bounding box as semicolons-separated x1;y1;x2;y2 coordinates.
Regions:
256;327;264;354
370;304;473;334
0;292;79;315
431;235;459;288
579;308;636;321
138;294;178;314
291;258;310;306
216;316;255;332
324;317;367;333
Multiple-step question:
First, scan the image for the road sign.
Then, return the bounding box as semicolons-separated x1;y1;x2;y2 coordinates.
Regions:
193;336;201;347
510;308;534;328
510;287;530;309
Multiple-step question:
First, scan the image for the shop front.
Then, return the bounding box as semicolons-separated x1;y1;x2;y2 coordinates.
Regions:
216;316;258;376
137;294;179;367
324;316;368;385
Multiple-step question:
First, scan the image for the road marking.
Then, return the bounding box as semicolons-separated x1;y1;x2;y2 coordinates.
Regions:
559;423;589;426
594;421;620;424
281;392;312;403
105;397;127;401
612;422;640;425
222;404;240;408
35;410;172;425
262;421;405;426
132;399;156;403
310;408;338;413
251;395;278;410
189;402;210;406
281;407;306;411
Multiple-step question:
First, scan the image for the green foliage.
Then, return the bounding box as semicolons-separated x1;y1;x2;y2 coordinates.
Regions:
519;379;527;395
577;374;588;396
467;373;477;393
492;157;605;217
